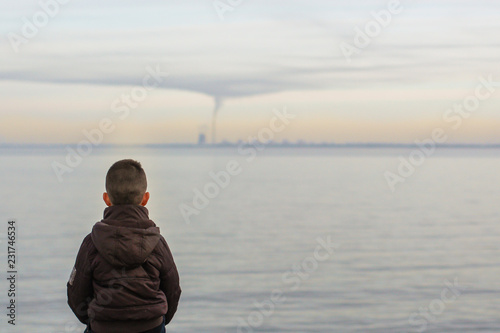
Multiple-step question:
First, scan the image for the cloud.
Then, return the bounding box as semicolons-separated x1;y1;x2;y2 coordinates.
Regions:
0;0;499;102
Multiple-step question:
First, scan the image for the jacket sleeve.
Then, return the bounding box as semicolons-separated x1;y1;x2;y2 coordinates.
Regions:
67;234;95;325
158;237;181;325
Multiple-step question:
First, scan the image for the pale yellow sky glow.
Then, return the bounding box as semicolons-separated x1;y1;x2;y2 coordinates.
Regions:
2;79;500;144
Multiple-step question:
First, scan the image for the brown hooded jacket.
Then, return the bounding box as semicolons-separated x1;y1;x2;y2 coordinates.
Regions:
67;205;181;333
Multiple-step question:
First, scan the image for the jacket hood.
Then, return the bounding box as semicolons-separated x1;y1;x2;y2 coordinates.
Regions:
91;205;161;268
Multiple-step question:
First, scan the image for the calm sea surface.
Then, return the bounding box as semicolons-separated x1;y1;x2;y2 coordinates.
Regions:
0;147;499;332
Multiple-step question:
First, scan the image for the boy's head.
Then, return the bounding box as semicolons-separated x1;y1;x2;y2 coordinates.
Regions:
103;159;149;206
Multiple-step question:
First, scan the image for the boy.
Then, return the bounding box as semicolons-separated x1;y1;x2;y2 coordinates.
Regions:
67;159;181;333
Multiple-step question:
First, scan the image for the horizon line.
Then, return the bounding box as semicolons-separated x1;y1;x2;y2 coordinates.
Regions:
3;142;500;149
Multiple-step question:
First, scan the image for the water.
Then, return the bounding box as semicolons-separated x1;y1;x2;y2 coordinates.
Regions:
0;147;499;332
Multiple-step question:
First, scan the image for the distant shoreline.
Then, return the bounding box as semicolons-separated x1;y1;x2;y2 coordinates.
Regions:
2;143;500;149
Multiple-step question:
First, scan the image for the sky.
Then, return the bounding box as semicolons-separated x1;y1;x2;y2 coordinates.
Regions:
1;0;500;144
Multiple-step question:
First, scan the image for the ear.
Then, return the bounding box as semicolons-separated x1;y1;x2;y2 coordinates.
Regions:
103;192;113;207
140;192;150;206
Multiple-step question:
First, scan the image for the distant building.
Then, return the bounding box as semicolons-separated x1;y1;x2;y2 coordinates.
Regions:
198;133;206;145
297;139;306;146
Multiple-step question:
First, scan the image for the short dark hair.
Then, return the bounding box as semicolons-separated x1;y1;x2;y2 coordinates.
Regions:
105;159;147;205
